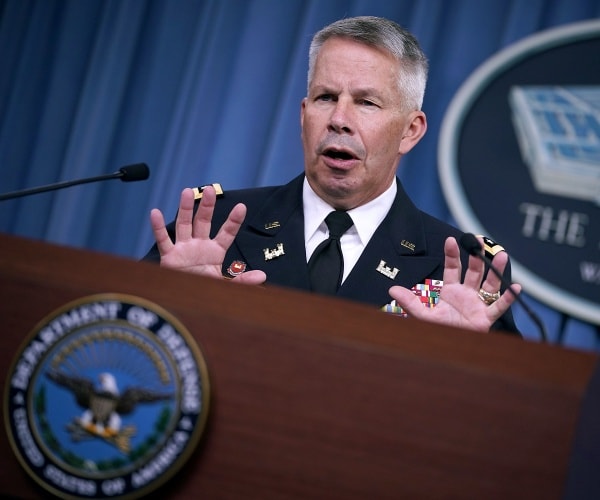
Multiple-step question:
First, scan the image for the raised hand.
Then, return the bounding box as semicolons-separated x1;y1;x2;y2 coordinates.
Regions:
150;186;266;285
388;237;520;332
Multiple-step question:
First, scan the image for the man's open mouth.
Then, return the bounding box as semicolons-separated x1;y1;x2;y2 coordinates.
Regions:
323;148;357;160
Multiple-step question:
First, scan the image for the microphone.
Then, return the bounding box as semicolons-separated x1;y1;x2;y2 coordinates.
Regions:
459;233;548;342
0;163;150;201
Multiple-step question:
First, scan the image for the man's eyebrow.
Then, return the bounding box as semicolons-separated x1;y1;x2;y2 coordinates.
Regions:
310;84;337;93
353;87;382;98
349;87;391;105
311;84;383;97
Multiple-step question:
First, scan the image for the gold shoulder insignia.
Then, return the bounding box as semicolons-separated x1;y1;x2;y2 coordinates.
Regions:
193;183;224;200
476;234;505;257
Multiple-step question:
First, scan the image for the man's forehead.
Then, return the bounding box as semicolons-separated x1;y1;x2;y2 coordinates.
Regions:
314;38;397;72
319;36;392;55
311;45;399;92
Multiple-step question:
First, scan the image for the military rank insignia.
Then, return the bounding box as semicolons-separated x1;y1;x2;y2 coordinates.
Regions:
192;183;223;200
4;294;210;499
477;235;505;257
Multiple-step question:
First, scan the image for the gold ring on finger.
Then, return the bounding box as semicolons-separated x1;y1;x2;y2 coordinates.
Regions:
478;288;500;305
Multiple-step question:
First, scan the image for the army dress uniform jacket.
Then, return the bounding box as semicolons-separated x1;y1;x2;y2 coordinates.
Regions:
144;174;520;335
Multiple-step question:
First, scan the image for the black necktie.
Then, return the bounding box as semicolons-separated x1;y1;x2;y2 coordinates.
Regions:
308;210;354;295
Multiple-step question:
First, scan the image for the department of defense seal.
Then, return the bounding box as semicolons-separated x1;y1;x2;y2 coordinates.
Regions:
4;294;210;499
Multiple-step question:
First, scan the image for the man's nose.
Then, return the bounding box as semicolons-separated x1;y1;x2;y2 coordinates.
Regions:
328;100;353;134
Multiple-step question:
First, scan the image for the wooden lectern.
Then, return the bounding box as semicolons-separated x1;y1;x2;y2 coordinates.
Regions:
0;233;597;499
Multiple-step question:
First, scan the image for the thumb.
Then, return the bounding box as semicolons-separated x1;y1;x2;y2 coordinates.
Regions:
231;270;267;285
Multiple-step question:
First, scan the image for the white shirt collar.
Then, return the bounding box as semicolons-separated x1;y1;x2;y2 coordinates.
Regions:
303;176;397;248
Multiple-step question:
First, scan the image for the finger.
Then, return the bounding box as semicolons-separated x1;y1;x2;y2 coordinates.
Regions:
462;236;486;289
150;208;173;256
192;186;217;240
213;203;247;250
174;188;196;241
488;282;521;318
441;237;463;285
232;269;267;285
481;251;507;293
388;286;428;320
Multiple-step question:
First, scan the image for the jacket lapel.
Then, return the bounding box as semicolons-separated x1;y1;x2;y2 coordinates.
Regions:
233;175;311;290
338;180;442;306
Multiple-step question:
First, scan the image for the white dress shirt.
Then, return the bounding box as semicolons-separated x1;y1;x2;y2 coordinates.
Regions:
303;177;397;283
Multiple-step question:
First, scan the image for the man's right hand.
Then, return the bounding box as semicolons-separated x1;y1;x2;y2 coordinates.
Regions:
150;186;266;285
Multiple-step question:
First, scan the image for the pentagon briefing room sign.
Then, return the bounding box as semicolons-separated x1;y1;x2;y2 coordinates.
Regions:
439;19;600;325
4;294;210;499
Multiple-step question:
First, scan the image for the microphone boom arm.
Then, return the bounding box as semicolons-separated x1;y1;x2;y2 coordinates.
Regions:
0;163;149;201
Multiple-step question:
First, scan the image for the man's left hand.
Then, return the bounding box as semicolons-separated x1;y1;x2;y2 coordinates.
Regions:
388;237;520;332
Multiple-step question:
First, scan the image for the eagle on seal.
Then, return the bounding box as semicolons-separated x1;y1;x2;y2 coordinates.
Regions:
46;370;172;438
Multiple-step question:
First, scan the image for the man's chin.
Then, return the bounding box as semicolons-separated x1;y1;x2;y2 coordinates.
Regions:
307;170;358;203
319;183;359;209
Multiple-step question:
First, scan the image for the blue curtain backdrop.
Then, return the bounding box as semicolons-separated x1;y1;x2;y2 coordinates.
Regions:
1;0;599;349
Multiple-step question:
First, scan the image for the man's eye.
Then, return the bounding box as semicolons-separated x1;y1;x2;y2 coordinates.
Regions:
359;99;376;106
316;94;334;102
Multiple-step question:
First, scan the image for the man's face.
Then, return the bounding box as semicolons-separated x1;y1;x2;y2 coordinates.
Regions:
301;37;426;210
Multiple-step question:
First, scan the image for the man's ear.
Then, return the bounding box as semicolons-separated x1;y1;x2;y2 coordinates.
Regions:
300;98;307;129
398;111;427;155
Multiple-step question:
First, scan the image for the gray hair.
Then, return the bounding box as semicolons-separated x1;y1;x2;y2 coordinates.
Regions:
307;16;429;111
